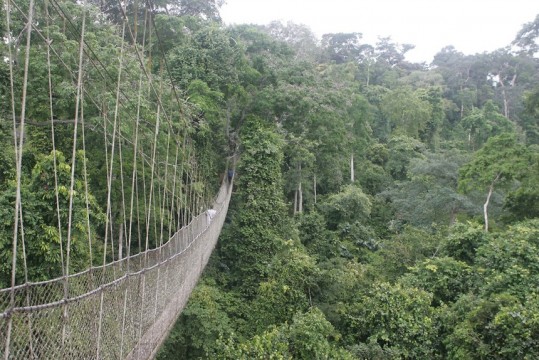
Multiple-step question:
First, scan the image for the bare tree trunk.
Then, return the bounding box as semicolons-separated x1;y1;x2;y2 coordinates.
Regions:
294;189;298;215
483;173;501;232
483;190;492;233
350;153;355;182
297;163;303;213
504;74;517;119
498;74;516;120
501;87;509;119
298;181;303;214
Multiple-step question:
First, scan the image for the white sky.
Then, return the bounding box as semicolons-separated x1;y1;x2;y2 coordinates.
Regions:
220;0;539;63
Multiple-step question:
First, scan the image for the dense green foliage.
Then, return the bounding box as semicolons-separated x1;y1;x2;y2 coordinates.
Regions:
3;1;539;358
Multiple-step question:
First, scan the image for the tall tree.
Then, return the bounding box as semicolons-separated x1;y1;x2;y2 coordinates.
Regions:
218;116;288;296
459;134;530;231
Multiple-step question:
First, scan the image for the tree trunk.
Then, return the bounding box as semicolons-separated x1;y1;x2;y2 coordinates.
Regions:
501;87;509;119
483;189;492;233
350;153;355;182
297;163;303;214
483;173;501;232
502;73;516;120
498;74;516;120
294;189;298;215
298;181;303;213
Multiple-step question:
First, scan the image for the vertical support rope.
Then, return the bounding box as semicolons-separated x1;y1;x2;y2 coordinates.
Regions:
121;5;150;357
153;65;172;339
65;1;86;276
128;2;149;274
5;1;34;358
80;84;94;268
63;1;87;354
18;205;34;358
178;138;190;231
44;0;67;281
97;16;127;359
65;1;87;275
118;122;128;262
116;0;182;153
182;144;193;230
137;145;149;353
144;65;162;258
146;97;162;356
169;144;180;253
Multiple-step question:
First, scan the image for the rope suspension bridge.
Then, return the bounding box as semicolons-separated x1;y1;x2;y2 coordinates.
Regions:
1;0;232;358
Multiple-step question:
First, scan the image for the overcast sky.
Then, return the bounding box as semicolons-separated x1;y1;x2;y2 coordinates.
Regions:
220;0;539;63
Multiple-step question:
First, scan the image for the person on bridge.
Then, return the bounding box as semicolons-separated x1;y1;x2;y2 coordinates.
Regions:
206;208;217;224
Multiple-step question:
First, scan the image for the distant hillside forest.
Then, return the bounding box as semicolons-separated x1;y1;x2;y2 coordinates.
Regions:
3;1;539;359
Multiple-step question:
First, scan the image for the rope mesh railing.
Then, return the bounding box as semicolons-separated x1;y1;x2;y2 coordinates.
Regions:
0;181;232;359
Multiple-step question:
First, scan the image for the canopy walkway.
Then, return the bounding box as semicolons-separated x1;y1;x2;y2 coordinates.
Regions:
1;0;233;358
1;182;231;359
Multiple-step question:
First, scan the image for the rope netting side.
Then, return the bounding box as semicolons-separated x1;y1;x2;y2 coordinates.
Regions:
0;182;231;359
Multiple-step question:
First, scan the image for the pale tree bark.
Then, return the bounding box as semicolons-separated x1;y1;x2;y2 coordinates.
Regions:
294;189;298;215
297;163;303;214
498;74;516;119
502;87;509;119
483;172;501;232
293;163;303;214
298;180;303;213
350;153;355;182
